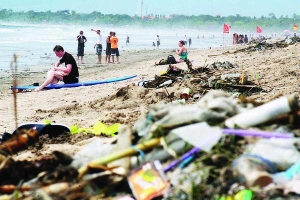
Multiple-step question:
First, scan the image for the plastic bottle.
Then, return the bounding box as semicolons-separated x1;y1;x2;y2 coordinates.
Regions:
225;95;299;128
232;154;276;187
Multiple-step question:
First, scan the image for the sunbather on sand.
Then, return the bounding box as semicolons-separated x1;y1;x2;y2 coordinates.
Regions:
175;40;188;63
154;41;188;65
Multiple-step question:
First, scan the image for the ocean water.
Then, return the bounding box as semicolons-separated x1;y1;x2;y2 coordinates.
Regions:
0;23;235;77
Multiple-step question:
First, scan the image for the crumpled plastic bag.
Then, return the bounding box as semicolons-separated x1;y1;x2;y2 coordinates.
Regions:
245;138;300;171
134;90;251;137
71;138;114;169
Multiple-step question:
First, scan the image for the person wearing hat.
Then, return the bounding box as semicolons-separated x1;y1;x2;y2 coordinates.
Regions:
91;29;102;64
175;40;188;63
76;30;87;64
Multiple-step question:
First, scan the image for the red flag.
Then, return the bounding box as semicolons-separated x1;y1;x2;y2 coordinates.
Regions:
256;26;262;33
293;24;298;31
223;24;231;34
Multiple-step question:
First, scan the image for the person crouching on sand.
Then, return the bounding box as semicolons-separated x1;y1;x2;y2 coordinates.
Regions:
175;40;188;63
34;45;79;92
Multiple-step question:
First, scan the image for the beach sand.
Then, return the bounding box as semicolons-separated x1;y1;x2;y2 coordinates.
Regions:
0;43;299;154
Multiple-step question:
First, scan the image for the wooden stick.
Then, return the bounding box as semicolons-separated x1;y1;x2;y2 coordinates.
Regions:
11;54;18;129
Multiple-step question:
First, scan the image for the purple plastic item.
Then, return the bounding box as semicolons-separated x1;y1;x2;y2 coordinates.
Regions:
164;129;292;173
222;129;293;138
164;147;200;173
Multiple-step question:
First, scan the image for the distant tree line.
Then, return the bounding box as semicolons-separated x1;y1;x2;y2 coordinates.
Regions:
0;9;299;31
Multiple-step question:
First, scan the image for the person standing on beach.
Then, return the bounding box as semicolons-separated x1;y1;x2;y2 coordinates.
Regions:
188;37;192;48
233;33;238;45
183;35;188;45
126;35;130;45
105;31;112;63
156;35;160;49
91;29;102;64
244;34;248;44
34;45;79;92
110;32;120;64
76;30;87;64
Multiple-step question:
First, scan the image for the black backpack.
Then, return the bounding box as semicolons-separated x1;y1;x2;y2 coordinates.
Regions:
167;55;177;64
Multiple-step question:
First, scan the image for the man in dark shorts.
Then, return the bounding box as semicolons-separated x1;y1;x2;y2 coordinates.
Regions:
76;30;87;64
34;45;79;92
105;31;113;63
91;28;103;64
110;32;120;64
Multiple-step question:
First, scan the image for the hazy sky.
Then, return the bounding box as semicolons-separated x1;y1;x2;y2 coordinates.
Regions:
1;0;299;18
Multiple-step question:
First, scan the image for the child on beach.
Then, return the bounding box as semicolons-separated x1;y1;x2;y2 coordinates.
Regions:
34;45;79;92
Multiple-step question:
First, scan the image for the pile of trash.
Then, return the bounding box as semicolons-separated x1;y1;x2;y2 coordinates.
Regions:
0;90;299;199
137;60;261;98
237;37;299;53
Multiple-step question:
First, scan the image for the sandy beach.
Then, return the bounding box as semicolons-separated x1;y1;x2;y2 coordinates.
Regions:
0;41;299;199
0;43;299;134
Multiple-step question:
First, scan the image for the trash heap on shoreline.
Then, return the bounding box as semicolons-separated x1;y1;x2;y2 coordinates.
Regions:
138;58;261;102
0;88;299;200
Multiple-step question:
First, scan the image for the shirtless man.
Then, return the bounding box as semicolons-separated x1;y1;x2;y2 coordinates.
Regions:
105;31;113;63
34;45;79;92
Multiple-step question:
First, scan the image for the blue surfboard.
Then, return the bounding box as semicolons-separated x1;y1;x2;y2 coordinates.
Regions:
11;75;137;91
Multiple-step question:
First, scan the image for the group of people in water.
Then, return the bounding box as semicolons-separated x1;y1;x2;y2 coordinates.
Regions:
153;35;192;49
